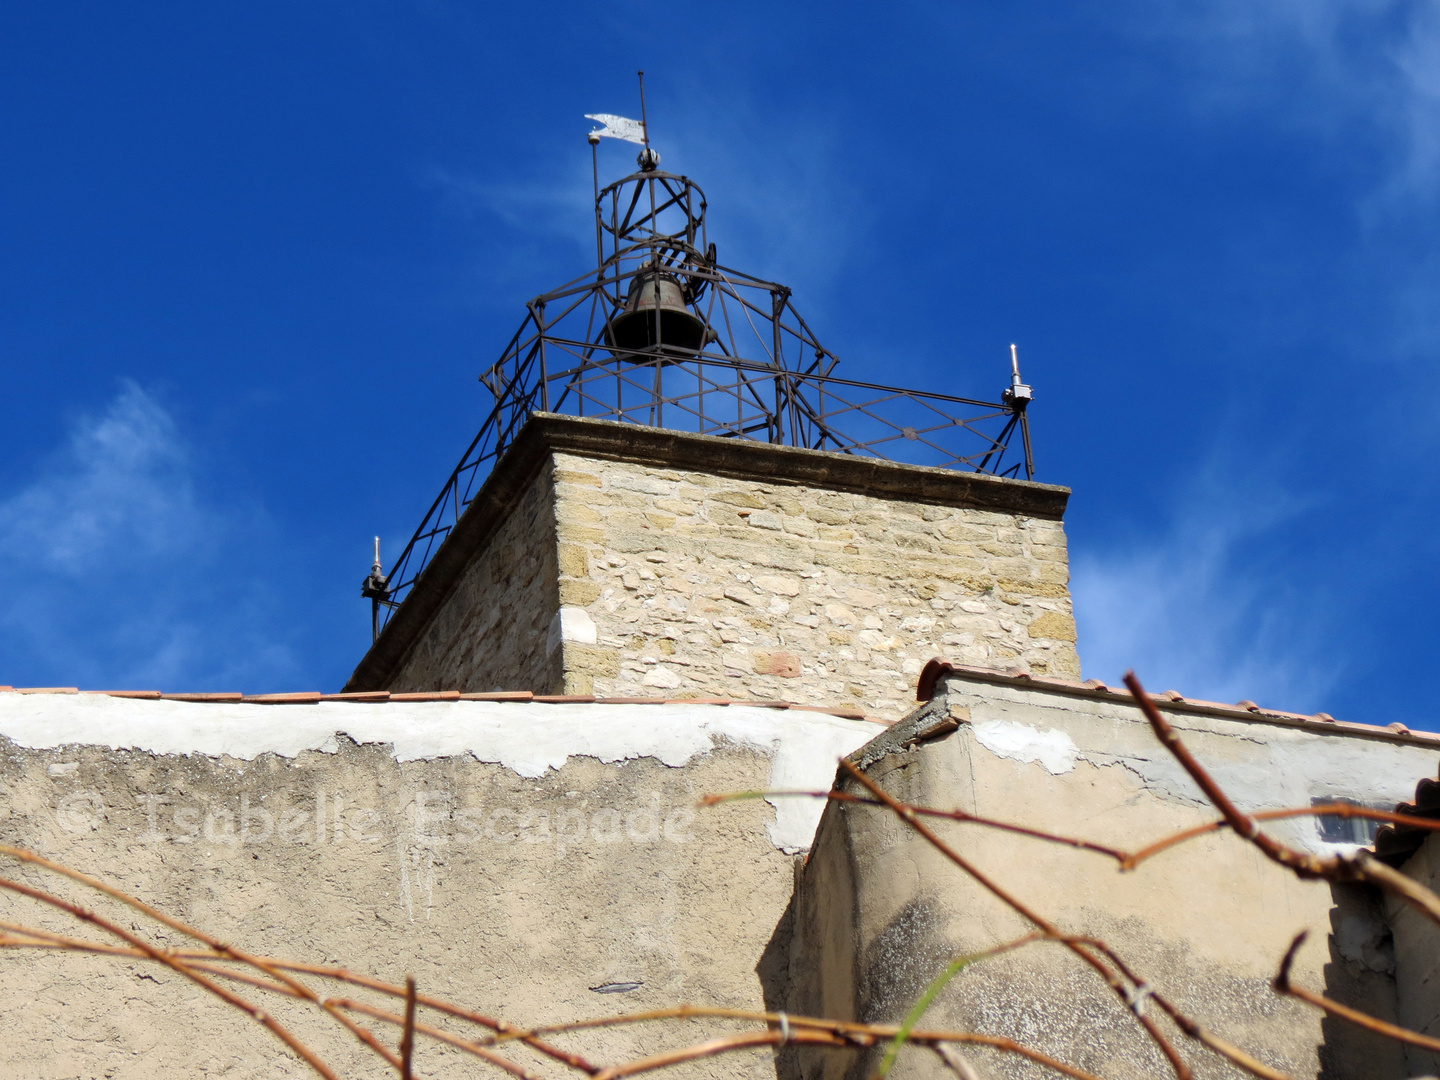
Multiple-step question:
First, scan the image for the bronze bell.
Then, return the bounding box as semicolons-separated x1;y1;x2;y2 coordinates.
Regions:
606;270;707;354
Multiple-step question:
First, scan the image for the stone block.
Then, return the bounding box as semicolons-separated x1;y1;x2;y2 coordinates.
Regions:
1028;609;1078;642
712;490;767;508
559;580;602;606
557;544;590;579
753;574;802;596
746;511;784;531
557;524;606;545
753;650;802;677
565;643;620;677
553;468;602;487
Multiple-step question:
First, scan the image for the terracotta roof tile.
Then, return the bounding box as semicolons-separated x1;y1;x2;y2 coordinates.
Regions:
916;658;1434;747
1374;775;1440;868
0;686;885;725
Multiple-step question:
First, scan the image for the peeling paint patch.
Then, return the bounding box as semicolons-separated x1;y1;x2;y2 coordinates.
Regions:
972;719;1077;775
0;695;881;853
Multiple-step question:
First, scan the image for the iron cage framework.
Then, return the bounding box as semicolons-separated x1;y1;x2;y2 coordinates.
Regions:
364;157;1035;635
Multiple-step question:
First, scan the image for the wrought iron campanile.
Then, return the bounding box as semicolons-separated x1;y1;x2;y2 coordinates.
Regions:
364;139;1037;636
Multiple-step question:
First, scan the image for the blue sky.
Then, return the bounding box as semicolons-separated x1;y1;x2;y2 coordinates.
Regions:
2;3;1437;725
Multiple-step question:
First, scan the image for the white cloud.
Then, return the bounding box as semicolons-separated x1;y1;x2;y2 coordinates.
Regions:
1131;0;1440;211
1070;466;1341;712
0;382;206;574
0;384;299;690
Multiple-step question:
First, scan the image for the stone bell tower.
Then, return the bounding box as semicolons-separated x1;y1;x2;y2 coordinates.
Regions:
346;143;1076;718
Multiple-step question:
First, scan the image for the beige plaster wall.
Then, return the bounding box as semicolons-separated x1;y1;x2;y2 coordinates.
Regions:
388;468;563;693
0;730;800;1079
779;676;1433;1080
1387;835;1440;1077
551;453;1078;716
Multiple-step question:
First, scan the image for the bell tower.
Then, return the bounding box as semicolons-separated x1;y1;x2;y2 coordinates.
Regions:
347;114;1074;717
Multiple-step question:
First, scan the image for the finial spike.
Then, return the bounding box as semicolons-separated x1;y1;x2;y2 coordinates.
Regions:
637;71;649;151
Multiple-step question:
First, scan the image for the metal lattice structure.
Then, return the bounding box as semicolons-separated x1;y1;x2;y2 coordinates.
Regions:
364;151;1035;634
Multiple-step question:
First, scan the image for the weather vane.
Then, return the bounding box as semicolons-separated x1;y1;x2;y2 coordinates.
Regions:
585;71;658;170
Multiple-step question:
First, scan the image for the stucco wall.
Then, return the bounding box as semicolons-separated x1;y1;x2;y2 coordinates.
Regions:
0;693;880;1079
778;673;1434;1080
551;454;1078;716
387;466;562;693
1387;834;1440;1077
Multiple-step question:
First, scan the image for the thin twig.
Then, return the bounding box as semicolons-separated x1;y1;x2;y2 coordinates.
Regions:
1123;672;1440;930
584;1026;1108;1080
1125;805;1440;870
837;758;1194;1080
932;1043;981;1080
402;976;418;1079
701;790;1130;862
0;873;339;1080
1347;853;1440;931
706;791;1440;877
1276;932;1440;1053
329;998;550;1080
0;844;389;1069
247;956;599;1073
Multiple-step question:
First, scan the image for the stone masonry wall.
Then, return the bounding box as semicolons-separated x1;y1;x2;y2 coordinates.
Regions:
552;453;1078;717
387;467;563;693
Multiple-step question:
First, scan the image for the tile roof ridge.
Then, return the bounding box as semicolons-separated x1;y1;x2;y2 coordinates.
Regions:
4;687;888;725
914;657;1437;745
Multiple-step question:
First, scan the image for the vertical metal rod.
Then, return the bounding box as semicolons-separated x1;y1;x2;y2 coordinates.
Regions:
591;138;604;274
771;289;785;443
815;350;826;448
638;70;650;151
1019;411;1035;481
535;303;550;412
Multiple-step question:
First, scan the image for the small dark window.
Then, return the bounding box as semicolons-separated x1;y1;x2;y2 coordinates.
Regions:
1313;797;1385;845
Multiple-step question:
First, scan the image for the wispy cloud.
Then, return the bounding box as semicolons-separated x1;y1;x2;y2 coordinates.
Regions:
424;91;864;330
0;383;299;690
0;383;206;574
1070;464;1341;712
1131;0;1440;212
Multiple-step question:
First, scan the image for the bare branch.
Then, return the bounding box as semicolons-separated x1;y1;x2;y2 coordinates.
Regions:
837;758;1195;1080
401;976;418;1079
1275;932;1440;1053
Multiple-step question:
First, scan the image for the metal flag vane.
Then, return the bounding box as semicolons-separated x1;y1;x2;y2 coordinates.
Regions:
360;71;1038;640
585;71;657;170
584;113;645;146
